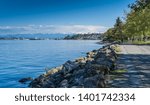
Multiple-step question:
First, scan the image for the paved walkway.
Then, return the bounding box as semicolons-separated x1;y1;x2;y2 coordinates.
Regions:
108;45;150;88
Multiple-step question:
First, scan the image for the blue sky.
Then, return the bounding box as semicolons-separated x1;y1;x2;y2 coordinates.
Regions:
0;0;135;34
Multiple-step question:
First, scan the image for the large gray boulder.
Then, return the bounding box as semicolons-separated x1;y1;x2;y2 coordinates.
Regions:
63;60;79;74
83;75;105;88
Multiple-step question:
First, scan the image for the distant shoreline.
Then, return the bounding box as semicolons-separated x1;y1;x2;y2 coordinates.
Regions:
0;37;63;40
0;38;102;41
0;32;103;41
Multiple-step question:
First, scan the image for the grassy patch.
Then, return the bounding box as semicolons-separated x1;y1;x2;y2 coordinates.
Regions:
132;41;150;45
115;46;121;52
112;45;121;52
112;69;127;73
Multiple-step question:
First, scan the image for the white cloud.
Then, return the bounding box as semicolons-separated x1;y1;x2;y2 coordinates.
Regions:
0;25;108;35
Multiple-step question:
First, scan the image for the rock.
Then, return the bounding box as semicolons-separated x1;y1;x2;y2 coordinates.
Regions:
97;79;106;88
64;73;72;79
73;69;85;78
92;49;97;52
19;77;33;84
42;80;55;88
86;57;94;62
29;44;118;88
29;75;45;87
86;69;98;77
63;60;79;74
53;74;64;86
74;76;84;86
59;79;68;88
71;86;83;88
45;65;63;76
68;70;85;87
94;52;106;61
93;64;110;75
47;68;59;75
75;57;86;62
87;51;96;58
83;76;98;88
83;75;105;88
109;47;118;59
85;63;110;76
29;80;41;88
56;66;63;70
38;75;46;83
29;74;56;88
32;85;41;88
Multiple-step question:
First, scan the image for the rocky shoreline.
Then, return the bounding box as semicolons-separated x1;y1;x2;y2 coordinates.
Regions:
29;44;118;88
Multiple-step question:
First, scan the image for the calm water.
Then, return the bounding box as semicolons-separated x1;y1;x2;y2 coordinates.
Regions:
0;40;102;88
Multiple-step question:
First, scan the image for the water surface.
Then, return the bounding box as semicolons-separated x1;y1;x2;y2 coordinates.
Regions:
0;40;102;88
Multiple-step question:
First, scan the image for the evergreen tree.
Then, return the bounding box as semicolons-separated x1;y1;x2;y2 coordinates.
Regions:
114;17;124;42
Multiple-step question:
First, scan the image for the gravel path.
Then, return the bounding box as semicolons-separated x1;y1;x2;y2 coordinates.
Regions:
108;45;150;88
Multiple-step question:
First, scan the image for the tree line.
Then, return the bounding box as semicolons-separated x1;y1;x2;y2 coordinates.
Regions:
104;0;150;42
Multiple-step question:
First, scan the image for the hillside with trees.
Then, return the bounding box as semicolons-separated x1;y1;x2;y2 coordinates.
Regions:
104;0;150;44
64;33;102;40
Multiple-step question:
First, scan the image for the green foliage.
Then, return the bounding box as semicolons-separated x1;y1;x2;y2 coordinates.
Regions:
64;33;102;40
104;0;150;43
132;41;150;45
104;17;124;42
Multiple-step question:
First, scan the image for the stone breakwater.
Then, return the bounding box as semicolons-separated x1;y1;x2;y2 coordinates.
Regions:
29;44;118;88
